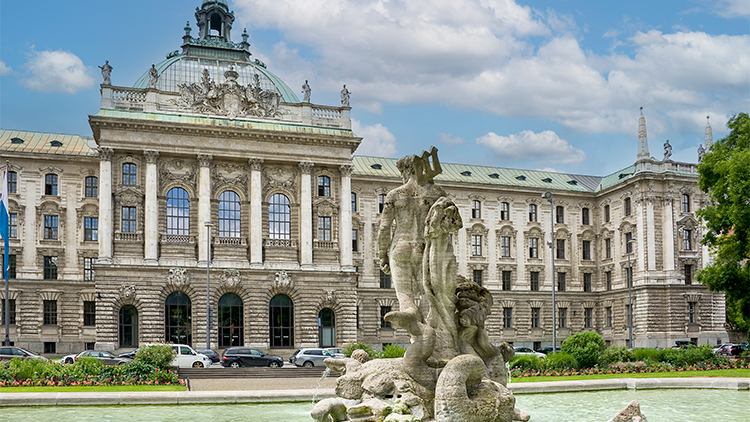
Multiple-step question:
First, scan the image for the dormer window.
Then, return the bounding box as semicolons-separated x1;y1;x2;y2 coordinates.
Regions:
542;178;552;183
489;173;499;179
460;171;472;177
516;175;526;181
50;140;63;147
567;180;577;185
370;164;382;170
10;137;24;144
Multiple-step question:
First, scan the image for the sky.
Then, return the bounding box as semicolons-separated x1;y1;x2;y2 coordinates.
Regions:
1;0;748;177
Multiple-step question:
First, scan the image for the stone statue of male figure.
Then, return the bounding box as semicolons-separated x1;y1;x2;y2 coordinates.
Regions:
378;149;445;333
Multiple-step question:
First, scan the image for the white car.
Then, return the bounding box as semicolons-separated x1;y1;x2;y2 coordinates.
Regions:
143;343;213;368
513;347;546;359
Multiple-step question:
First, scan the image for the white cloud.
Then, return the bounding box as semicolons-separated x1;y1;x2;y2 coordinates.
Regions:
20;50;95;94
476;130;587;166
352;119;398;157
715;0;750;18
438;133;465;145
0;61;12;76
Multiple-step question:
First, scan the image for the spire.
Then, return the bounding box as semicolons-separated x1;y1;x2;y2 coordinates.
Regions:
637;107;650;160
705;116;713;149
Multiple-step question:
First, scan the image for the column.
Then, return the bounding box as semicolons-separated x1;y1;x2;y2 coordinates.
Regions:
197;154;212;264
663;199;675;272
339;164;354;271
98;147;114;264
299;162;314;269
248;158;263;268
143;150;159;264
646;199;656;271
636;198;645;274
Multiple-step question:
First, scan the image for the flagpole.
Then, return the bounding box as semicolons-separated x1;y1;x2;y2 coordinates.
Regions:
2;161;10;346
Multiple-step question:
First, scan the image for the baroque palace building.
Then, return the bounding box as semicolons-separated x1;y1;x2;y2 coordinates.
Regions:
0;0;726;355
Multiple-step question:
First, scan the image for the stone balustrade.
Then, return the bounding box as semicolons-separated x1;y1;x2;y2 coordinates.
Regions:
214;236;247;246
314;240;338;250
264;238;298;249
161;234;195;244
114;231;143;242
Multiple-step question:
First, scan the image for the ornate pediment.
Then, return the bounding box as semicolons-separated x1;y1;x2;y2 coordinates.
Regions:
167;267;190;289
171;67;284;119
220;268;242;290
212;162;248;197
263;166;296;197
159;159;197;192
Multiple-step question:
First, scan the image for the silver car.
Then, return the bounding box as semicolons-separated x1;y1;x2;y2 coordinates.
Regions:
290;348;342;367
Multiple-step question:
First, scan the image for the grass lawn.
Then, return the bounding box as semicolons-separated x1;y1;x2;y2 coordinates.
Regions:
510;368;750;383
0;384;186;393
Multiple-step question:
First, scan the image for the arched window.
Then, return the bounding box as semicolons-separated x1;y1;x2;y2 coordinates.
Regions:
319;308;335;348
218;190;241;238
85;176;98;198
165;292;191;344
269;294;293;347
318;176;330;197
218;293;243;347
166;187;190;235
122;163;137;186
119;305;138;348
269;194;290;239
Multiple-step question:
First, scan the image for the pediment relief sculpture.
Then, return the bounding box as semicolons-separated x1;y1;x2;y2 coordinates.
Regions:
263;166;296;195
212;163;248;195
116;187;143;207
119;285;137;300
274;270;293;289
220;268;242;290
159;159;197;192
167;267;189;289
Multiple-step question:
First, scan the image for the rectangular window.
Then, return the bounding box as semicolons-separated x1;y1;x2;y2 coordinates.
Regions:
351;192;357;212
44;342;56;354
556;239;565;259
9;213;17;238
501;236;511;257
681;194;690;213
626;232;634;254
685;264;692;285
43;256;57;280
379;270;391;289
557;272;566;292
44;215;58;239
604;204;610;222
624;197;632;216
0;254;15;279
683;230;692;250
45;174;58;195
530;271;539;291
606;307;612;327
122;163;137;186
352;229;358;252
583;273;592;292
688;302;696;324
582;208;590;225
85;176;98;198
471;235;482;256
605;238;611;259
380;306;392;328
500;202;510;220
84;257;96;281
8;171;17;193
84;217;98;241
318;216;331;241
378;194;386;213
606;271;612;291
582;240;591;260
472;269;483;286
503;307;513;328
1;299;15;325
43;300;57;325
529;238;539;258
528;204;537;222
471;200;481;219
122;206;136;233
317;176;331;197
558;307;567;328
584;307;593;328
83;301;96;326
502;271;511;291
556;206;564;223
531;307;540;328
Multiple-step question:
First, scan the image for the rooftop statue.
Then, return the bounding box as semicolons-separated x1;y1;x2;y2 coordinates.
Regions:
302;80;311;103
663;139;672;161
148;64;159;89
98;60;112;85
341;84;351;107
319;147;529;422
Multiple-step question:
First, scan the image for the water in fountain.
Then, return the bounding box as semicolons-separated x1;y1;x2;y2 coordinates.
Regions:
311;367;332;406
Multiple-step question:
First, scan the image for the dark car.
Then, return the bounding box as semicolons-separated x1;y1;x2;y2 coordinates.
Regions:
62;350;132;366
536;347;561;355
719;345;743;356
0;346;48;361
118;348;139;359
196;349;220;363
221;347;284;368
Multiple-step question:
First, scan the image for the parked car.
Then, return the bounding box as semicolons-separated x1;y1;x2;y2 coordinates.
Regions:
62;350;132;366
535;347;560;355
290;348;343;367
719;344;743;356
118;348;139;359
196;349;220;364
141;343;212;368
325;348;345;358
712;343;733;354
289;349;301;364
513;347;546;359
220;347;284;368
0;346;48;361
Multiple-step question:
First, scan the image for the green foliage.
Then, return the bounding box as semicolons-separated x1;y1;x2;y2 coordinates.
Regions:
660;345;716;365
598;346;634;365
377;343;406;359
135;345;175;371
697;112;750;337
71;355;104;376
343;342;377;359
543;352;579;370
632;348;662;363
509;354;543;371
561;331;606;368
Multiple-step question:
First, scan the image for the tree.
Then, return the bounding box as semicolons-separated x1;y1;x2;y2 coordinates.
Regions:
560;331;606;368
697;113;750;339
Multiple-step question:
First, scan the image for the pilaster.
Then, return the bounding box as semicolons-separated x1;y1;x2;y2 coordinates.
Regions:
197;154;212;264
98;147;114;264
248;158;264;268
143;150;159;264
299;162;314;269
339;164;354;271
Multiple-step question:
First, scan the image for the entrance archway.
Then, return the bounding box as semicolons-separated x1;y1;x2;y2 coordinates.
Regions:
318;308;335;348
218;293;243;347
269;294;293;347
165;292;192;344
119;305;138;348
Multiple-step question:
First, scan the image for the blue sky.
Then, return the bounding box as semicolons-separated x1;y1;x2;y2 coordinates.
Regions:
1;0;748;177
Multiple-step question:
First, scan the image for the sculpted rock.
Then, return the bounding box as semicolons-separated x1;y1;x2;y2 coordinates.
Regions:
608;400;649;422
311;398;352;422
435;355;529;422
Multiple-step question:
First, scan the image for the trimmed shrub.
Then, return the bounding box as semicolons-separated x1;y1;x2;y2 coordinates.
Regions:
599;346;634;365
135;344;175;371
343;342;377;360
561;331;606;368
509;354;543;371
661;345;714;365
632;348;661;363
71;355;104;376
378;343;406;359
543;352;579;370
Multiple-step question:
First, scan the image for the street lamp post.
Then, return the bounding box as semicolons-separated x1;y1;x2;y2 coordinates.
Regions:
626;237;636;348
204;221;213;350
542;191;556;352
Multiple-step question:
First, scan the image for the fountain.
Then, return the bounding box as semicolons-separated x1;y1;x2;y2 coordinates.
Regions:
313;147;530;422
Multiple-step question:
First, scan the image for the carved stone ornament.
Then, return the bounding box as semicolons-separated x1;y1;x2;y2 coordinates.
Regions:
248;158;264;172
159;159;197;192
98;147;114;161
274;270;293;289
220;268;242;290
119;285;137;300
143;150;159;164
339;164;353;177
324;290;337;304
263;166;296;194
212;163;248;195
167;267;189;288
171;67;283;119
197;154;213;168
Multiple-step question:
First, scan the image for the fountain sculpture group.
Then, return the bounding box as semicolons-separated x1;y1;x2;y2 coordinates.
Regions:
312;147;531;422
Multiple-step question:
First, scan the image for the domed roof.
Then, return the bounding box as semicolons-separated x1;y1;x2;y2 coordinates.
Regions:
203;0;228;5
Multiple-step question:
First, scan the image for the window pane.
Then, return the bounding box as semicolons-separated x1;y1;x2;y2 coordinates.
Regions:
269;194;291;239
218;190;241;237
166;187;190;235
